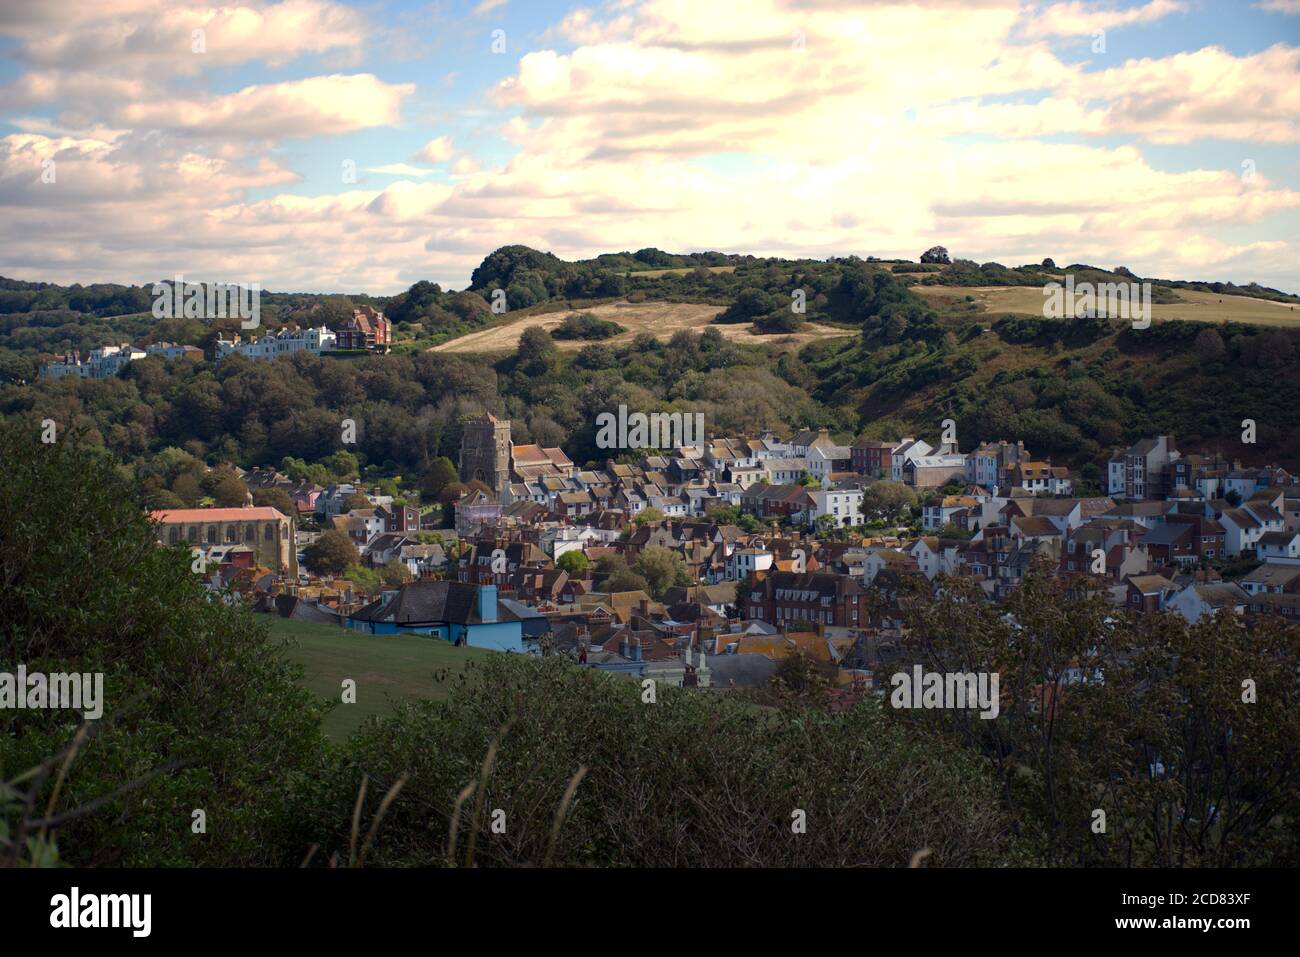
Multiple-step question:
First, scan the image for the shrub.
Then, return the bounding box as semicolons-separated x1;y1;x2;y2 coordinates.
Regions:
304;654;1007;867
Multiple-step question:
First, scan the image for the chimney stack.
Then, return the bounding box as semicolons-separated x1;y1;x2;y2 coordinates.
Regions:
477;583;498;622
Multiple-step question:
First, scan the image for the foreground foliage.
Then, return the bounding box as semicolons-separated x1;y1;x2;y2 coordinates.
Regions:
300;654;1009;868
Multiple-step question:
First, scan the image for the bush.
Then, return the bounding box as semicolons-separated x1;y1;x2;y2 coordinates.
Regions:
550;312;625;341
304;654;1007;867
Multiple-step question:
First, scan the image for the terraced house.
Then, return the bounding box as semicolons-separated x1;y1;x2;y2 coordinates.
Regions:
745;570;869;628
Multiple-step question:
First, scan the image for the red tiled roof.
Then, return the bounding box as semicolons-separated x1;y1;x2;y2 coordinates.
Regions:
151;507;288;522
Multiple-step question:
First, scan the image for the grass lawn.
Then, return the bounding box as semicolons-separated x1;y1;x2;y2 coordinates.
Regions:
266;615;492;743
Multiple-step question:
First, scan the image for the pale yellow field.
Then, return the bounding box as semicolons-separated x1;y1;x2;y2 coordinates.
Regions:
432;299;853;354
915;285;1300;327
625;265;737;278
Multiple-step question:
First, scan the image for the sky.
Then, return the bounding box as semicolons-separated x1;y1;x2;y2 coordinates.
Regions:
1;0;1298;295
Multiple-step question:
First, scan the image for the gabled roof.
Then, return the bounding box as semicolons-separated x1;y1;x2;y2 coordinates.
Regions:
1220;508;1261;530
1259;530;1300;546
1010;515;1061;537
1140;523;1193;547
349;579;520;626
1238;564;1300;586
1186;582;1249;607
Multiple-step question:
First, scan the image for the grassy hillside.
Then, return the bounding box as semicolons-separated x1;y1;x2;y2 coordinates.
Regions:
433;299;851;355
269;615;492;742
915;285;1300;328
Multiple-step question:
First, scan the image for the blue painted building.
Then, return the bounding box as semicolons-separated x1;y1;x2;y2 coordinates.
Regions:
346;580;524;652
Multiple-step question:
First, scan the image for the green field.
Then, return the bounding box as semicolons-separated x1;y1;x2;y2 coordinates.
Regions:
266;615;491;742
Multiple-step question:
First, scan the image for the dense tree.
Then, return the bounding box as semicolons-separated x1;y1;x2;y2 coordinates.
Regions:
898;559;1300;866
632;545;692;600
556;550;589;573
861;481;917;524
516;326;558;377
379;559;414;586
593;554;646;594
0;424;326;866
211;471;249;507
252;486;296;516
303;528;359;575
172;471;203;506
634;507;665;526
1194;327;1226;363
420;456;459;499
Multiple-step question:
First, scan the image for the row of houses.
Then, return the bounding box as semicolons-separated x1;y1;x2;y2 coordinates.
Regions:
1106;434;1293;501
40;341;204;379
214;307;392;360
457;416;1083;531
40;308;392;379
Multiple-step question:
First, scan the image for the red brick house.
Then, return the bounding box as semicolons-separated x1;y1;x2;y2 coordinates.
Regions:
744;570;869;629
336;306;391;352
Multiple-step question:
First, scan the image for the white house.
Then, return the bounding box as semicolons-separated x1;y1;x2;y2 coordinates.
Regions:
41;343;148;380
862;548;917;585
215;325;336;361
891;439;933;482
727;546;773;581
1257;531;1300;565
907;537;962;580
762;457;810;485
1218;504;1283;557
806;443;851;481
1167;582;1249;624
807;488;863;528
923;494;980;531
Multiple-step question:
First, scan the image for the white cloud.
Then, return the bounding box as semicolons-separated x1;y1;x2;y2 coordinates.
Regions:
2;0;367;74
0;0;1297;295
1023;0;1186;37
116;74;415;140
367;163;437;177
414;135;456;163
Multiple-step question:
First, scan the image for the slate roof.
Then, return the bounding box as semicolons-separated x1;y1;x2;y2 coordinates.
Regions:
350;579;520;625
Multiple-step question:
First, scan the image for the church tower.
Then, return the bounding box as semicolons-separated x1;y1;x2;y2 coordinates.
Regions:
458;413;511;497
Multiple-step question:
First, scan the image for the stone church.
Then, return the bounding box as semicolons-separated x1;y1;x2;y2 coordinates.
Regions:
458;413;512;496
